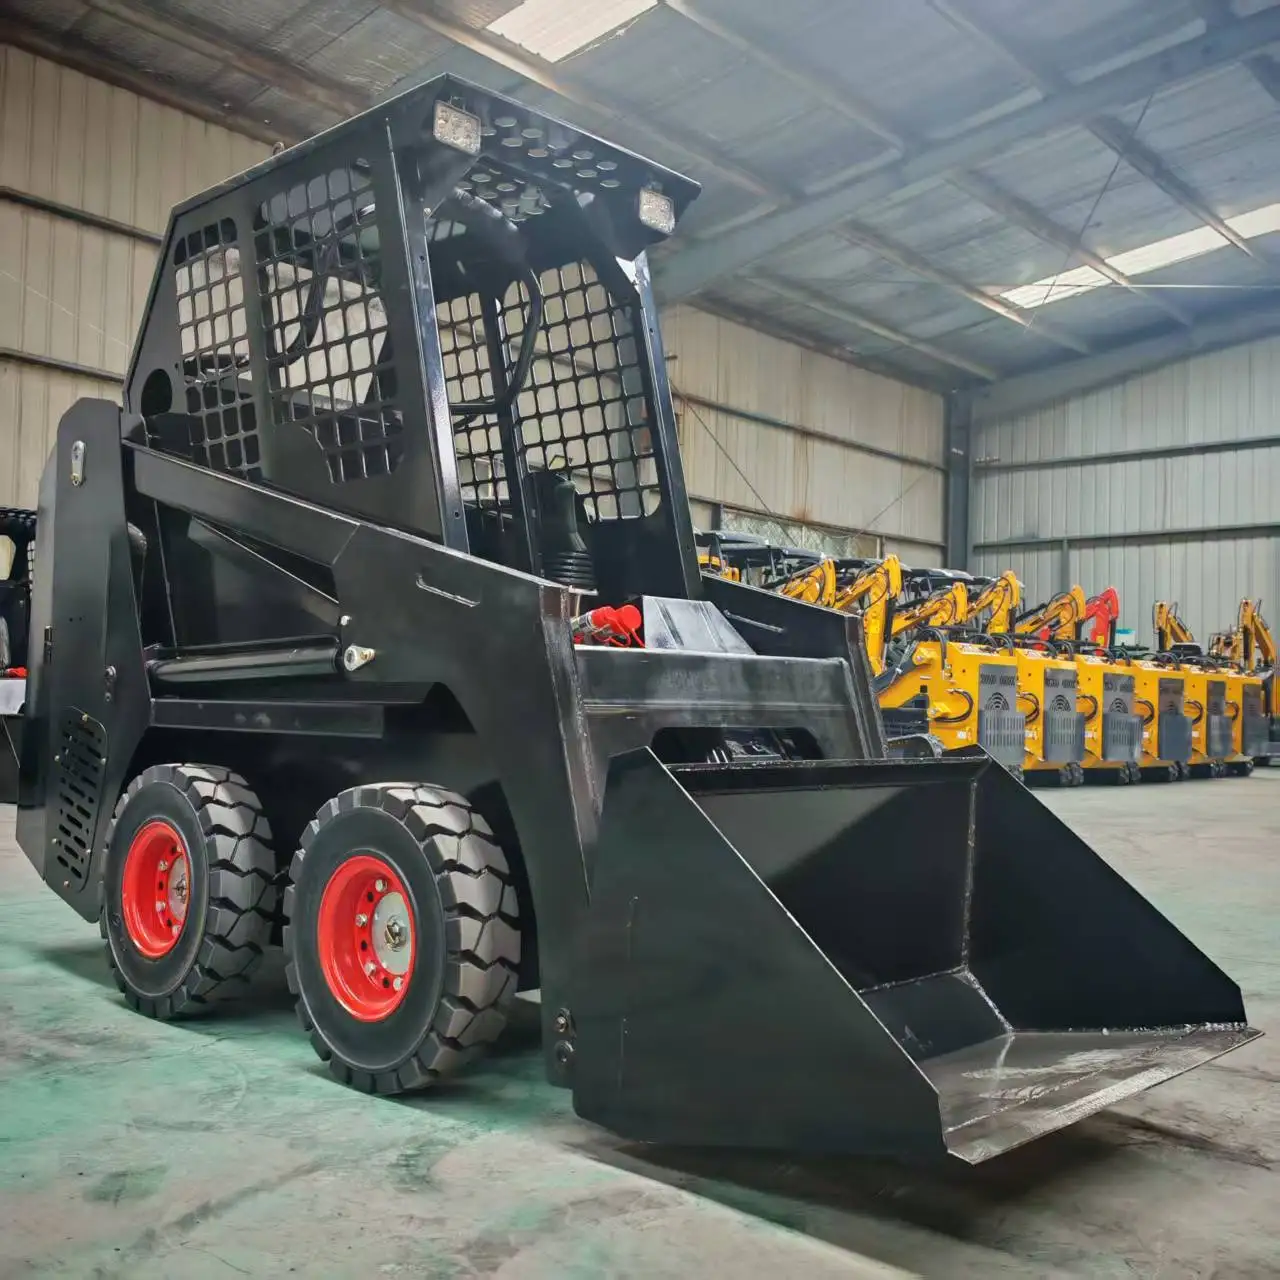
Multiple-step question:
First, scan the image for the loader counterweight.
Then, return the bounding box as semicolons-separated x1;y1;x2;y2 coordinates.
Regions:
7;74;1261;1165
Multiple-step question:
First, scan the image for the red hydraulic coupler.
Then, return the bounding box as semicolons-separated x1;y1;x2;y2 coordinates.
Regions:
571;605;643;648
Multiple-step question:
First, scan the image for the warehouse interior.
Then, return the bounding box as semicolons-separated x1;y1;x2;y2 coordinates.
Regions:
1;1;1279;1275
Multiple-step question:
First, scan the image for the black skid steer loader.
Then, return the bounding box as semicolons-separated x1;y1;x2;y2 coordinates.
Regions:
2;79;1259;1164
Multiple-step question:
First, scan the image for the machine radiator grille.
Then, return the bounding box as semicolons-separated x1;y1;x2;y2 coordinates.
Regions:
1043;710;1086;763
1206;716;1234;759
977;710;1026;767
1242;683;1269;756
52;709;107;884
1157;713;1193;764
1101;713;1142;763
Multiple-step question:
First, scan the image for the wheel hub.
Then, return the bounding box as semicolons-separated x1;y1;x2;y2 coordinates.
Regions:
120;820;191;958
316;855;415;1021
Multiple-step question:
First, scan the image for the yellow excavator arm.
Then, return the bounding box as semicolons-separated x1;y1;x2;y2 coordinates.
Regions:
890;581;969;639
832;555;902;675
1240;599;1277;671
779;558;838;608
1014;586;1088;640
967;571;1021;634
1153;601;1195;650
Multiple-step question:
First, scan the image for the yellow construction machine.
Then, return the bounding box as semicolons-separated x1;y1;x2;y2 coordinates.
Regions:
1068;589;1143;784
1210;599;1277;770
1153;601;1233;778
876;571;1028;772
995;588;1088;787
1121;638;1193;784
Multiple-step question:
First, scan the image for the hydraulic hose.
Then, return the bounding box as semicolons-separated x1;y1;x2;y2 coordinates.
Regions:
932;688;975;725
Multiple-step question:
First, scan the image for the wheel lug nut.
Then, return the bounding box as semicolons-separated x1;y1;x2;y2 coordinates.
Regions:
393;977;403;991
374;879;387;893
157;860;169;871
355;913;368;927
365;962;377;977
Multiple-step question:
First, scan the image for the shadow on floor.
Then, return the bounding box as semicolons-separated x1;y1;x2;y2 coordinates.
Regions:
34;939;299;1021
33;940;115;990
571;1122;1143;1263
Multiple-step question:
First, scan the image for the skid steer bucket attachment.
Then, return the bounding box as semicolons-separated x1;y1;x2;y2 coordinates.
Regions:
572;749;1259;1164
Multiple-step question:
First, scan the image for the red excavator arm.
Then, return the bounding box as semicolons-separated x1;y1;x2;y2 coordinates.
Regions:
1086;588;1120;647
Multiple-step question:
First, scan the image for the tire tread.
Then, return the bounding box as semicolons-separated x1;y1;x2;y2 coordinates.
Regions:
102;764;277;1018
284;783;519;1095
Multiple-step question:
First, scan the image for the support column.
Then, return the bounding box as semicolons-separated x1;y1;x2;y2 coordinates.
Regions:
944;393;973;570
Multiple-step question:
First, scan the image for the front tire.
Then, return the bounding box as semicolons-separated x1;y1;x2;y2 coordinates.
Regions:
101;764;277;1018
284;784;520;1095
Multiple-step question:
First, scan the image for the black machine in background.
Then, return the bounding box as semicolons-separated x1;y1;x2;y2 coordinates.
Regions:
0;508;36;671
1;77;1259;1165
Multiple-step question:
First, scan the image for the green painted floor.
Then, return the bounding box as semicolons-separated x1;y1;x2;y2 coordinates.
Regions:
1;773;1278;1278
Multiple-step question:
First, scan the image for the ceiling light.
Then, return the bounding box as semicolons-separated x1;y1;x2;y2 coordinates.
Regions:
487;0;656;63
1000;199;1280;310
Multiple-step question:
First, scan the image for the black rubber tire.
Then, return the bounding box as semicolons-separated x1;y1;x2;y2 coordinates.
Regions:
284;784;520;1095
101;764;277;1019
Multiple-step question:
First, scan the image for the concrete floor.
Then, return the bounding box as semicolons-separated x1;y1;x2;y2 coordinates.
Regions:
1;773;1278;1279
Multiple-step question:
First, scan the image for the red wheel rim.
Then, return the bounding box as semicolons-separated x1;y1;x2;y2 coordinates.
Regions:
316;855;415;1022
121;820;192;958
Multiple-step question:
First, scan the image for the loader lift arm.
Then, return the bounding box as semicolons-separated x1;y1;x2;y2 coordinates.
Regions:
832;556;902;676
1153;601;1198;653
1014;586;1088;642
1084;588;1120;648
965;571;1020;635
1239;599;1277;673
890;580;968;641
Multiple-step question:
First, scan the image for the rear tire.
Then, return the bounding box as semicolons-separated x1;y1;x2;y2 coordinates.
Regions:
284;784;520;1095
101;764;277;1018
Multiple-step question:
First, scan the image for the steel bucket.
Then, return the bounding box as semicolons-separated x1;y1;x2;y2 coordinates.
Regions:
571;749;1259;1163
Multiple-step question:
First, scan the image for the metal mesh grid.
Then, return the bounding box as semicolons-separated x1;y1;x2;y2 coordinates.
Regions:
438;290;503;506
174;220;258;479
255;165;403;484
445;260;660;522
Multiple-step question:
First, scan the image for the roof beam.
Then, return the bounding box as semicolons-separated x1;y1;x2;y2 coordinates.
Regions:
657;3;1119;353
1190;0;1280;105
376;0;787;205
657;0;906;150
82;0;365;119
931;0;1263;261
3;15;297;146
657;2;1105;347
654;3;1280;300
970;296;1280;423
950;170;1195;326
834;222;1093;353
749;275;1000;380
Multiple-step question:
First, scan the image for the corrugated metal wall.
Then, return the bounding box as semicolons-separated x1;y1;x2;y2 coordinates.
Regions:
972;334;1280;640
0;45;267;507
663;306;946;556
